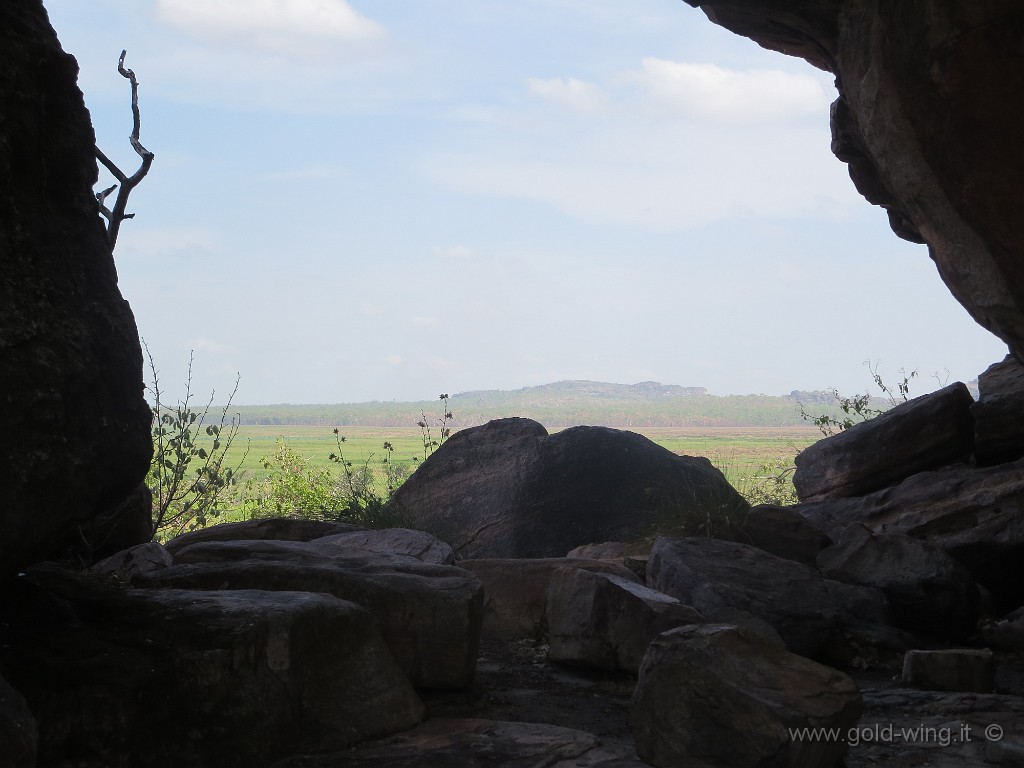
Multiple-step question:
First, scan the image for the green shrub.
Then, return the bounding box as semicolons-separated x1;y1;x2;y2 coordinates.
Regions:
145;346;246;540
800;361;918;436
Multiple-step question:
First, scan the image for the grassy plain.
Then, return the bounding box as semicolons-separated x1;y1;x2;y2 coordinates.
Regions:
228;423;820;489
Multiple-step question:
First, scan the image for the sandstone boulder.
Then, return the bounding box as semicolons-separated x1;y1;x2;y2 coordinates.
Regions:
632;624;862;768
171;531;455;567
460;558;639;641
796;459;1024;606
164;518;365;555
817;525;981;640
793;383;974;502
387;418;748;558
546;566;703;673
566;541;654;581
565;541;653;560
972;355;1024;466
0;0;152;577
0;672;36;768
137;550;483;689
0;564;423;768
647;537;889;663
92;541;173;580
307;528;455;564
734;504;833;565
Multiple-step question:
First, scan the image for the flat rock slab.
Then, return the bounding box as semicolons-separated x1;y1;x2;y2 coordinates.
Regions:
164;519;366;555
172;535;449;567
0;564;423;768
272;718;647;767
847;684;1024;768
136;554;483;689
793;383;974;501
309;529;455;564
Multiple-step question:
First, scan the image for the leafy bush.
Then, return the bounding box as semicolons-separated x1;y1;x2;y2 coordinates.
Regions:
800;361;918;436
235;439;344;520
234;394;455;528
145;346;246;539
734;458;799;506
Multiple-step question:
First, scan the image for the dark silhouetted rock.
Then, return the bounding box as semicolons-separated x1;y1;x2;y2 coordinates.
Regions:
735;504;833;565
460;558;640;641
137;548;483;689
164;518;365;555
388;418;748;559
984;606;1024;653
271;717;648;768
647;537;889;663
682;1;1024;366
309;528;455;564
796;459;1024;606
818;525;981;640
546;566;703;673
0;0;151;577
0;672;36;768
0;564;423;768
92;541;173;580
566;541;654;581
973;355;1024;466
902;649;995;693
565;541;654;560
632;624;862;768
793;384;975;502
54;482;154;566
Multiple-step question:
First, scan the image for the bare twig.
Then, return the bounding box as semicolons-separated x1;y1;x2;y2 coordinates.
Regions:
95;50;154;251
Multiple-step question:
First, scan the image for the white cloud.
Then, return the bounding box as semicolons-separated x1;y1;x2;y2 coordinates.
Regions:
155;0;385;47
632;58;832;122
382;354;402;366
426;121;860;231
527;77;606;110
428;57;849;231
413;316;440;328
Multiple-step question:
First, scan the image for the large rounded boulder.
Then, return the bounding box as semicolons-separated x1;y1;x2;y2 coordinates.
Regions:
386;418;748;559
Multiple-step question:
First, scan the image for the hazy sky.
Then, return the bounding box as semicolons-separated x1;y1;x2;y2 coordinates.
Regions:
45;0;1008;405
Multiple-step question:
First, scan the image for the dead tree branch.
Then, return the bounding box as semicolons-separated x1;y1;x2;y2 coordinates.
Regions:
95;50;154;251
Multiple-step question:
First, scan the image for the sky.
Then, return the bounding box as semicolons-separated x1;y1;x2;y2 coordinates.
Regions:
45;0;1008;405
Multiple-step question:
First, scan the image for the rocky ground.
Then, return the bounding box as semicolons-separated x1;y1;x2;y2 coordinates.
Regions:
369;640;1024;768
